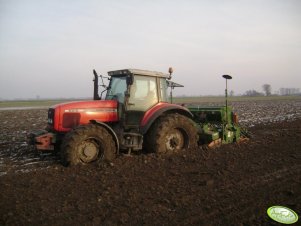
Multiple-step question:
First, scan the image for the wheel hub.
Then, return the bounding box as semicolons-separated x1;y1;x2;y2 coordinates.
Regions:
166;129;184;151
79;139;99;163
170;138;179;148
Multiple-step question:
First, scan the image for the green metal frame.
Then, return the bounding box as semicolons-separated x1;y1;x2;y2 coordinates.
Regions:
188;105;241;145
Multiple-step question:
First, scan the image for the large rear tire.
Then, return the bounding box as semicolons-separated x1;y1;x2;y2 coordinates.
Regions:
61;124;117;166
145;114;198;154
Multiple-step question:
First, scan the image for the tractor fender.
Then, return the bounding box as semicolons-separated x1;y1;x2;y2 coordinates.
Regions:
140;103;193;134
90;120;120;152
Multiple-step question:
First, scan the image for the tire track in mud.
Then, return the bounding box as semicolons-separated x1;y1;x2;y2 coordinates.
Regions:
0;144;60;176
0;109;60;176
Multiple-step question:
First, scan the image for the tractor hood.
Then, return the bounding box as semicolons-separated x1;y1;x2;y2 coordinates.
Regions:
48;100;118;132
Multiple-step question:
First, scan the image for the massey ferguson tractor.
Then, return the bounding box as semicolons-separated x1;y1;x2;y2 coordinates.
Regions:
28;68;244;166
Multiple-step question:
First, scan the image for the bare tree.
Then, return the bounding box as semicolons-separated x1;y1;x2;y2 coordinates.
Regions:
262;84;271;96
244;90;264;96
279;88;300;95
229;90;234;96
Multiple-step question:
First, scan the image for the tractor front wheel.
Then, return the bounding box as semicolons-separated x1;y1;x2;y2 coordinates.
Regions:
145;114;198;154
61;124;117;166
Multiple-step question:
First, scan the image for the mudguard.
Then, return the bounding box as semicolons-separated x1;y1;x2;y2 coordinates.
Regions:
140;103;193;134
90;120;120;152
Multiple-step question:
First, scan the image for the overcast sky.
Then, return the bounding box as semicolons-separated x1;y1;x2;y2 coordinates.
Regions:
0;0;300;99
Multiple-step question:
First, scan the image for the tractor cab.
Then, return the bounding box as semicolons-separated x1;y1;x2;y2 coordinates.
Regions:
98;69;172;128
105;69;170;107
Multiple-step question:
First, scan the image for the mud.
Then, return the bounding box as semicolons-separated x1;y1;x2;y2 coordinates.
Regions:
0;99;301;225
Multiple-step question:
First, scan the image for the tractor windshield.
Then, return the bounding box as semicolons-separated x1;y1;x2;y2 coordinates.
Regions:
105;76;127;103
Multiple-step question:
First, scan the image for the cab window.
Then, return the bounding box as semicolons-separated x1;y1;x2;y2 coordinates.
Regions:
105;76;127;103
128;75;158;111
159;78;168;102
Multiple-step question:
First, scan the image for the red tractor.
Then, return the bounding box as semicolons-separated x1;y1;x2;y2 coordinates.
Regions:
29;68;243;166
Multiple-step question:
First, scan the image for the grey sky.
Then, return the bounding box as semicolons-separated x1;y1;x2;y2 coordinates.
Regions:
0;0;300;99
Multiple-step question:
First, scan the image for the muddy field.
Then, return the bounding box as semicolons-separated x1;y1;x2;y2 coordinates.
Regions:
0;99;301;225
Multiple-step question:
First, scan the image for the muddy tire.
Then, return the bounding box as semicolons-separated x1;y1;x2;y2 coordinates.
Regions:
145;114;198;154
61;124;117;166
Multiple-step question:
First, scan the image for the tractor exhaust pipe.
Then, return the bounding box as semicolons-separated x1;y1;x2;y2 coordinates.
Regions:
93;69;100;100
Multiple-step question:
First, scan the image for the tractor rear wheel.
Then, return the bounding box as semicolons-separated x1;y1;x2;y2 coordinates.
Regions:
61;124;117;166
145;114;198;154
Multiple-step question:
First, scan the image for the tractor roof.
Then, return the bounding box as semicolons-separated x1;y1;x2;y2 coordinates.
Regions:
107;69;170;78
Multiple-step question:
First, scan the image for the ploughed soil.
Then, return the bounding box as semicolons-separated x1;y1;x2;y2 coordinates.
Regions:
0;107;301;225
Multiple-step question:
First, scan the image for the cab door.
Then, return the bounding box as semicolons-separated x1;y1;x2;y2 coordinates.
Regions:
125;75;159;128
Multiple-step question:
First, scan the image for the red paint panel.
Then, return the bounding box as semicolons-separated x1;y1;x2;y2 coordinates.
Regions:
51;100;118;132
140;102;188;126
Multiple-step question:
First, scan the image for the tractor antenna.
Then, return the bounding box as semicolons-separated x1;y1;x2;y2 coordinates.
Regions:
222;74;232;123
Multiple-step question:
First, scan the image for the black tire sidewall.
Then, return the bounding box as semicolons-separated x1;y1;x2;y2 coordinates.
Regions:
61;124;116;166
145;114;198;154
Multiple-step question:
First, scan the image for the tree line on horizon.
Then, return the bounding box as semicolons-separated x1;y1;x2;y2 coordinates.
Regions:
242;84;300;97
